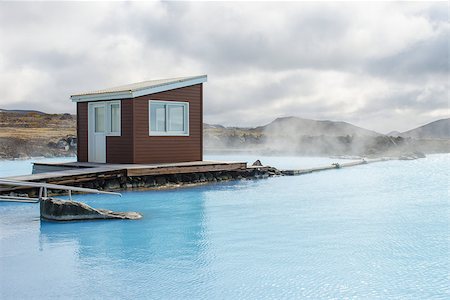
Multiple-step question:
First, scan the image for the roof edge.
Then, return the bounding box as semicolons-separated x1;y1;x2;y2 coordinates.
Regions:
70;75;207;102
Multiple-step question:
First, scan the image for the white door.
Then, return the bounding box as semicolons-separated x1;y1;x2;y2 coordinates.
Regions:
88;102;106;163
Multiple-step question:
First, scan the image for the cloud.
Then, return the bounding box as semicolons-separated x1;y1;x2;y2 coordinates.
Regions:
0;1;447;132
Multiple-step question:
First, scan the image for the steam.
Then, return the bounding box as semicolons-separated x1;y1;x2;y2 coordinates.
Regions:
203;117;448;157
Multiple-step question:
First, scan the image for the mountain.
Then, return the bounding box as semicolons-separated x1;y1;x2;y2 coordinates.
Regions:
203;123;225;129
0;108;46;115
400;118;449;139
203;116;449;156
257;116;381;137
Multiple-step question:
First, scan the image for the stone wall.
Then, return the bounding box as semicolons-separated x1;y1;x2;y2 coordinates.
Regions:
1;167;282;198
79;167;281;192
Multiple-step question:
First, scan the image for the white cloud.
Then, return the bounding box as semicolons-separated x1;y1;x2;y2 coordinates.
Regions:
0;1;447;133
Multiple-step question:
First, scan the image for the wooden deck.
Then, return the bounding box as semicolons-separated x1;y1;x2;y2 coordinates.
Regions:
0;160;247;191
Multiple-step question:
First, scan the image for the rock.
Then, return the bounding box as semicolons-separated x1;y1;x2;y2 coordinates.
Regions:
399;155;415;160
413;151;426;158
144;176;156;186
105;179;121;190
59;113;73;120
155;176;167;185
56;139;69;151
47;141;57;148
252;159;263;166
40;198;142;221
66;136;77;148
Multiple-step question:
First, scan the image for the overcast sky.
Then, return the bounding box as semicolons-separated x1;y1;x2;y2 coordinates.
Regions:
0;2;447;133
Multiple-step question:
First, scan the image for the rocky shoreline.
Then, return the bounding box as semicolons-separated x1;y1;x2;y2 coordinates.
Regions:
0;136;77;160
2;166;283;199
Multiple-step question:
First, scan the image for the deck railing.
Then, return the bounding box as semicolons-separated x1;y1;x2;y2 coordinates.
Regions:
0;179;121;203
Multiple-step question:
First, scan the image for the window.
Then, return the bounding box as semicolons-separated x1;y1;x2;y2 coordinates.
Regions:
150;103;166;132
149;100;189;136
94;106;105;133
107;101;121;136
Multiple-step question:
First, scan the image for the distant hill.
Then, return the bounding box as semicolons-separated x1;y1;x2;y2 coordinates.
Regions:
0;110;76;159
257;116;381;137
400;118;449;139
203;116;449;156
0;109;448;159
203;123;225;129
0;108;47;115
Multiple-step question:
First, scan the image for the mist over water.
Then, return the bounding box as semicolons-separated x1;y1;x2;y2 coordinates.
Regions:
204;117;450;157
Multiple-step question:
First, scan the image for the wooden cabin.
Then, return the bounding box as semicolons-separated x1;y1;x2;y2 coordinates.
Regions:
70;75;207;164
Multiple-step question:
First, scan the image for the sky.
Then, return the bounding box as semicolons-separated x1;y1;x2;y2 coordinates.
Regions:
0;1;448;133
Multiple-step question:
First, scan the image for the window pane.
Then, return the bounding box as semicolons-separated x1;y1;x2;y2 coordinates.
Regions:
150;103;166;132
110;103;120;133
94;106;105;133
168;105;185;132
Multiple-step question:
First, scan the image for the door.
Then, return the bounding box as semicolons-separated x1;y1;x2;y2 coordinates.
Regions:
88;102;106;163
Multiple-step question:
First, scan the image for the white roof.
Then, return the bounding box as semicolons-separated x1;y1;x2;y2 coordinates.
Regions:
70;75;207;102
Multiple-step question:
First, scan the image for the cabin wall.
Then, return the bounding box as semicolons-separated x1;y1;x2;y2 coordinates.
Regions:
76;84;203;164
77;100;134;163
106;100;135;163
76;102;88;162
132;84;203;164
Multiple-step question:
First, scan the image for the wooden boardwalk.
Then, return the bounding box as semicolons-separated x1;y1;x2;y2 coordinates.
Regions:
0;160;247;192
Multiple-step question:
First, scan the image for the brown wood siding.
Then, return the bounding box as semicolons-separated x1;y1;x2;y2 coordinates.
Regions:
132;84;203;164
76;102;88;162
200;83;203;161
106;100;134;163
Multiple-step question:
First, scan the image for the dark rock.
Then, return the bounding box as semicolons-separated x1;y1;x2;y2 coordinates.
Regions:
193;173;200;182
399;155;416;160
178;174;189;182
144;176;156;186
67;136;77;148
252;159;263;166
59;113;73;120
56;139;69;151
332;163;341;168
40;198;142;221
47;141;57;148
167;175;178;184
155;176;167;185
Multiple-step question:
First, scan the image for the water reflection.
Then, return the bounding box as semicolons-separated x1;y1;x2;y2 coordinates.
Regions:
36;188;211;298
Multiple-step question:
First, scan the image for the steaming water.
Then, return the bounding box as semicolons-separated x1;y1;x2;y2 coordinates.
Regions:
0;154;448;299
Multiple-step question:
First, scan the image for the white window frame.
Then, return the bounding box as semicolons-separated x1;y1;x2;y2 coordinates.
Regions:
106;100;121;136
149;100;189;136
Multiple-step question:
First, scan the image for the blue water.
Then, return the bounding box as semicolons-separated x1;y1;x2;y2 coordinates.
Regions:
0;154;448;299
0;156;76;177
